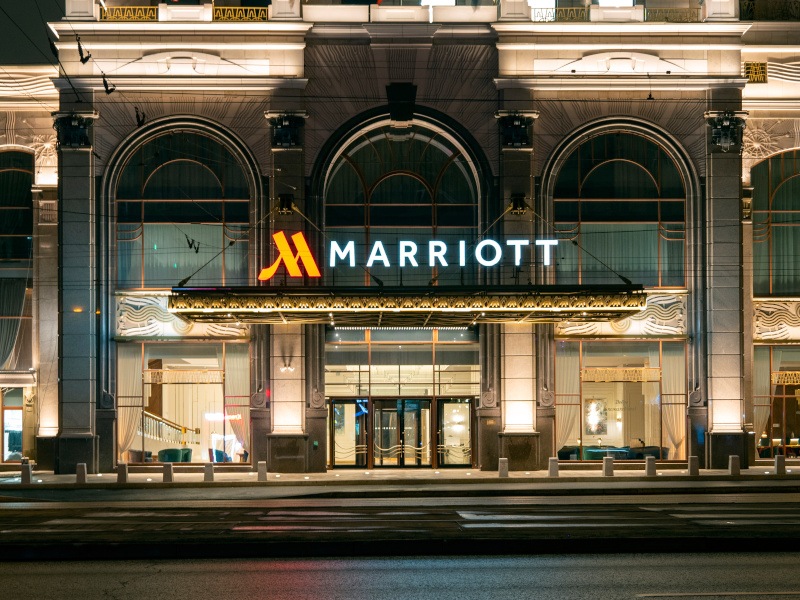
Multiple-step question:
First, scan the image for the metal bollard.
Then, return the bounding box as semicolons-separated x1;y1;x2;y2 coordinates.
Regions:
204;463;214;482
498;457;509;478
117;463;128;484
775;454;786;476
163;462;174;483
548;457;559;477
603;456;614;477
728;455;740;476
645;455;656;477
20;463;32;485
257;460;267;482
76;463;87;484
688;455;699;476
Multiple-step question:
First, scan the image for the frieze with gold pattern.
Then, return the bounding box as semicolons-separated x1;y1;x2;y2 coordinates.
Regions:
168;285;646;327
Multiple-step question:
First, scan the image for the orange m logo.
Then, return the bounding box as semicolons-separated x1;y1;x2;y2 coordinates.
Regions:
258;231;321;281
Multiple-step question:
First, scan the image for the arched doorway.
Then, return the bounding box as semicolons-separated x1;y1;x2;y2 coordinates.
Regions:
313;114;491;468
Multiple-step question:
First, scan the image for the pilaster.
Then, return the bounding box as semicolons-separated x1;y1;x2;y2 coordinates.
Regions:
704;101;747;468
53;108;100;474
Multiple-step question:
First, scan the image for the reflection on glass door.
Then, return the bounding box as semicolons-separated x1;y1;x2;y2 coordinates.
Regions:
374;399;431;467
2;408;22;461
438;398;472;466
331;399;368;467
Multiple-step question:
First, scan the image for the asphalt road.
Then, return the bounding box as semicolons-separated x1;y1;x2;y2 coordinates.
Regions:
1;554;799;600
2;493;800;558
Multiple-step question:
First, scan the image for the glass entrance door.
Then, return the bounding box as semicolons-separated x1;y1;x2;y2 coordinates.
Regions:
438;398;472;466
330;398;368;467
373;399;431;467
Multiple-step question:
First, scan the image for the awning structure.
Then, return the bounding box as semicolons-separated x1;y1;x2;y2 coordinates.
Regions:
168;285;647;328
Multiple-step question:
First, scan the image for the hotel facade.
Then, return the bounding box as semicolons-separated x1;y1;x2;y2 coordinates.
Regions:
1;0;799;474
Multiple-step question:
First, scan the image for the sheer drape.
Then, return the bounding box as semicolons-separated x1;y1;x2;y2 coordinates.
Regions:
662;343;686;460
753;347;772;443
0;279;26;369
117;344;143;460
582;224;658;286
555;342;580;453
643;346;660;449
224;344;250;453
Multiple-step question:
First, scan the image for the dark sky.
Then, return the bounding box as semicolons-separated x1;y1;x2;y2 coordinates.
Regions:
0;1;64;65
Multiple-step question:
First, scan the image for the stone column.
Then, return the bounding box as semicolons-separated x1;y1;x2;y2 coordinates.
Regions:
267;323;308;471
704;105;748;468
304;324;327;473
249;324;271;467
33;186;59;469
477;323;501;470
52;109;100;474
498;323;540;470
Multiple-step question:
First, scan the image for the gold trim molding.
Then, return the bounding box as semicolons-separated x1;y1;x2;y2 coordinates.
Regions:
168;286;646;327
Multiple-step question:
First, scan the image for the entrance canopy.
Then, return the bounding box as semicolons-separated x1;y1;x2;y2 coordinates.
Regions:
168;285;646;327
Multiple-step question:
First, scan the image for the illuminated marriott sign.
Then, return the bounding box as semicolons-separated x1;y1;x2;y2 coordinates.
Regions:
258;231;558;281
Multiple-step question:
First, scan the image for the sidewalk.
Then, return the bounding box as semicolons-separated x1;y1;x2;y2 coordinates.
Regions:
3;462;800;498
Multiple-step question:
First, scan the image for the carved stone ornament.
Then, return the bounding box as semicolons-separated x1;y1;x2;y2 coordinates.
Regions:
705;110;747;154
116;294;249;339
310;388;325;409
688;389;704;407
52;111;99;149
754;301;800;341
251;391;267;408
481;389;496;408
555;293;686;338
539;390;554;407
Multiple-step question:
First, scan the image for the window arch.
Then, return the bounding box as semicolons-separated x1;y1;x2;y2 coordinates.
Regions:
114;128;254;289
551;131;686;288
0;150;33;371
323;122;480;287
752;149;800;295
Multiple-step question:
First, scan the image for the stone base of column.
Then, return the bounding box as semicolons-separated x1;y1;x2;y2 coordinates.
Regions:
249;408;270;468
55;435;98;475
266;433;309;473
34;436;57;470
498;431;541;471
476;408;501;471
536;406;555;469
97;409;116;473
688;406;708;468
709;430;748;469
305;408;328;473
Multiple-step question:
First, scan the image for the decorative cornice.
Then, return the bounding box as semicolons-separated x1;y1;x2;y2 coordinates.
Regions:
495;76;748;91
53;76;308;93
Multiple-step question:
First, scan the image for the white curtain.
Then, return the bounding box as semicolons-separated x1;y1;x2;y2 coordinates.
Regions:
225;344;251;453
0;279;26;369
555;342;580;454
643;346;660;451
753;347;772;447
117;344;143;460
661;343;686;460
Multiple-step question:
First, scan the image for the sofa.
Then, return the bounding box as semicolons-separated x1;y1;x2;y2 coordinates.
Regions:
156;448;192;463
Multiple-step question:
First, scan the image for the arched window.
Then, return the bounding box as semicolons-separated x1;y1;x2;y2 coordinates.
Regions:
0;150;33;371
324;123;480;287
115;130;252;288
552;132;686;287
752;149;800;295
